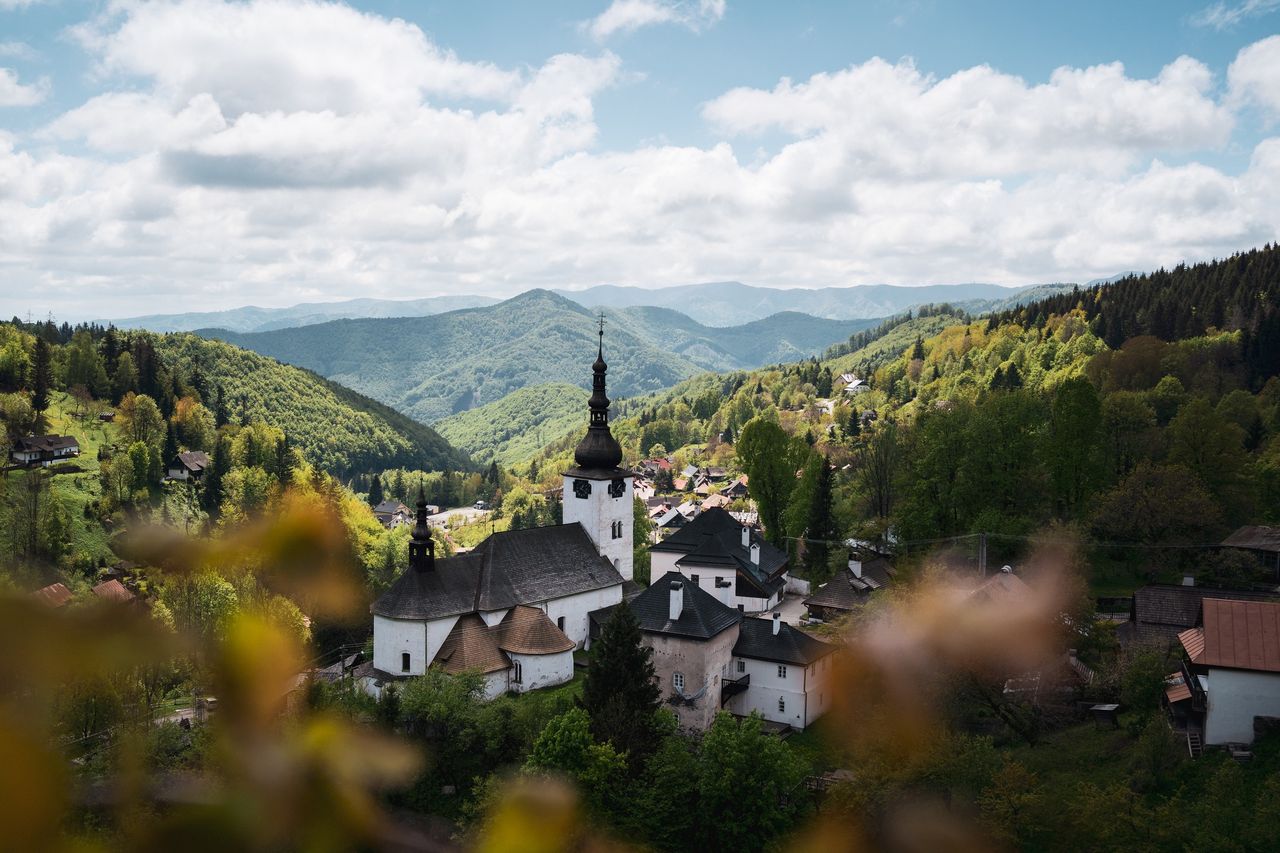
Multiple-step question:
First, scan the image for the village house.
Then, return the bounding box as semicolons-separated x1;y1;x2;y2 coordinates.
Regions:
837;373;869;395
372;499;415;528
1119;583;1277;648
1168;598;1280;749
359;328;633;700
32;582;73;609
606;572;836;732
803;552;895;621
92;579;136;604
1221;525;1280;578
650;507;789;613
10;434;80;467
166;450;210;481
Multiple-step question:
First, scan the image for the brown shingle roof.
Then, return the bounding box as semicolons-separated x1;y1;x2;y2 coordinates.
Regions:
1185;598;1280;672
1128;584;1279;647
1222;525;1280;554
32;582;72;608
497;605;575;655
435;614;509;675
92;579;135;603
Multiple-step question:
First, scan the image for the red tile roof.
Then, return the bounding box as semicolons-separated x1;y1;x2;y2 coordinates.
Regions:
32;582;72;608
1182;598;1280;672
92;579;136;603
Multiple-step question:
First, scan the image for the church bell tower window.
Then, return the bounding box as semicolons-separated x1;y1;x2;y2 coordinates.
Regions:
608;478;626;498
573;479;592;499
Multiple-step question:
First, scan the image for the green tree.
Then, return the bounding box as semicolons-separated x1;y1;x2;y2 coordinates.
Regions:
803;454;836;578
64;331;109;398
736;416;801;546
112;350;139;403
581;605;661;761
525;708;627;816
367;474;384;508
632;496;653;585
1045;377;1104;518
696;713;808;850
1101;391;1156;477
31;337;52;417
626;735;699;850
1167;397;1248;513
1091;463;1221;545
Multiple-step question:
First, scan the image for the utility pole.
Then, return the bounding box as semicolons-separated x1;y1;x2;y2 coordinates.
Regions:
978;532;987;577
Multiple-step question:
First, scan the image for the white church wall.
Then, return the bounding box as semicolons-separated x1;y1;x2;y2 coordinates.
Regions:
541;584;623;647
479;609;510;628
373;615;426;676
509;650;575;693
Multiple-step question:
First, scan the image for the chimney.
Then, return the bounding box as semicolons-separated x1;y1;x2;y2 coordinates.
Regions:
741;526;750;548
750;543;761;565
715;578;733;608
772;612;781;636
848;551;862;579
669;580;684;621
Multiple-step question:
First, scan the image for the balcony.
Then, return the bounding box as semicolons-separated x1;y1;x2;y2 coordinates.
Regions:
721;673;749;706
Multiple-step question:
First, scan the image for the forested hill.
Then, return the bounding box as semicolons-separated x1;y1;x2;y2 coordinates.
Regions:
156;335;469;475
990;244;1280;388
200;290;875;423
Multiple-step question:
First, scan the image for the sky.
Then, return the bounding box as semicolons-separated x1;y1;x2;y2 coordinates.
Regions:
0;0;1279;321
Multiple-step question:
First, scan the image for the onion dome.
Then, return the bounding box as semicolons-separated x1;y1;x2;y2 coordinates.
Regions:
573;320;624;471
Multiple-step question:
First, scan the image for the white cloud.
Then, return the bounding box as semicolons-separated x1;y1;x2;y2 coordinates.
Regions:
583;0;725;41
1228;35;1280;118
703;55;1232;178
1192;0;1280;29
4;3;1280;321
0;42;37;59
0;66;46;106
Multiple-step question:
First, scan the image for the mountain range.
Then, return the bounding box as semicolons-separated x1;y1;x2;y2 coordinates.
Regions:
198;290;877;423
104;279;1078;333
106;294;499;334
554;281;1078;326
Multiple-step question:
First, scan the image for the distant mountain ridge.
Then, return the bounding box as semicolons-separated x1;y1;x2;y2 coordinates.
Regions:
555;280;1078;326
105;294;500;333
197;290;876;423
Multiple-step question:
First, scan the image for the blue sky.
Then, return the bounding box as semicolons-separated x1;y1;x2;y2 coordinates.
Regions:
1;0;1279;319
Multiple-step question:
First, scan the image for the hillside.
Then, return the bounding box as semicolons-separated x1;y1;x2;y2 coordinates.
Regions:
435;383;588;466
199;290;874;423
107;294;499;333
557;280;1077;325
156;335;470;475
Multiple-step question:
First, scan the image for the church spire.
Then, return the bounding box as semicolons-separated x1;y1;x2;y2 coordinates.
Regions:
573;315;623;470
409;483;434;572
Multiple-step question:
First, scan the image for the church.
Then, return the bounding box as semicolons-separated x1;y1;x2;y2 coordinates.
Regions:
359;326;635;699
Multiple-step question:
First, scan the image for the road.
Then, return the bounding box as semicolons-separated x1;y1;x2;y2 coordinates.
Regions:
427;506;491;526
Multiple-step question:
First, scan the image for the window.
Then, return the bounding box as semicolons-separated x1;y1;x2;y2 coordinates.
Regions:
778;697;786;713
401;653;410;673
777;665;787;679
691;574;700;585
611;520;623;539
736;660;745;674
673;672;685;692
557;616;565;632
737;604;744;612
716;576;724;586
513;660;523;684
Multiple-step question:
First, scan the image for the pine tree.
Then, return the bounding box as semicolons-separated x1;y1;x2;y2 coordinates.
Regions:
368;475;385;508
581;605;661;762
31;337;52;416
164;420;179;463
846;408;861;440
804;456;836;577
912;336;926;360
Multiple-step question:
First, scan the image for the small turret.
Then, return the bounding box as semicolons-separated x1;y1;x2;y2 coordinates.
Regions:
572;317;623;471
409;484;434;572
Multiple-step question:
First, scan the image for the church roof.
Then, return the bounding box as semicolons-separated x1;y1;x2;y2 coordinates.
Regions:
372;523;622;621
628;571;741;640
498;605;576;655
436;614;510;675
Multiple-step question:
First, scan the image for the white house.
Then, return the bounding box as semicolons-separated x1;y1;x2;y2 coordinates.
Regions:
10;434;79;467
361;327;633;699
1174;598;1280;746
610;572;837;732
166;450;210;481
650;507;789;613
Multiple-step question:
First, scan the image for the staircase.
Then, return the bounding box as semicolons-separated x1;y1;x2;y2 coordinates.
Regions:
1186;731;1203;758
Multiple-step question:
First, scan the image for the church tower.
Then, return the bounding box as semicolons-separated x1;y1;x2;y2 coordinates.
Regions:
563;320;634;581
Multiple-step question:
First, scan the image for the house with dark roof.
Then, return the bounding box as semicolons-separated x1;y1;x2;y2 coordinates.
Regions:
364;328;633;699
804;553;895;621
603;571;837;732
1169;598;1280;747
1222;525;1280;575
10;435;80;467
1119;583;1278;648
372;499;415;528
650;507;789;613
166;450;210;481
